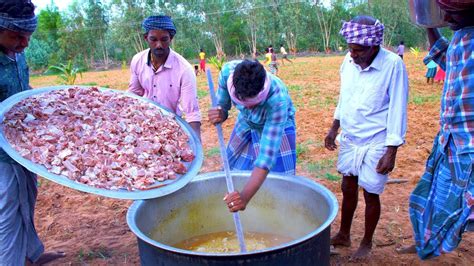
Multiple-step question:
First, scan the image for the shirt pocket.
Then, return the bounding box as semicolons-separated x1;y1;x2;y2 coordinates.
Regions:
356;82;388;111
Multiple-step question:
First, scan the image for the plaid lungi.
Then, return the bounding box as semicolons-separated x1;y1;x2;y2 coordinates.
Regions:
409;135;474;259
226;123;296;175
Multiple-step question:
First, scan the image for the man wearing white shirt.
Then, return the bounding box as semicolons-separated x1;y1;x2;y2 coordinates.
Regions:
324;16;408;260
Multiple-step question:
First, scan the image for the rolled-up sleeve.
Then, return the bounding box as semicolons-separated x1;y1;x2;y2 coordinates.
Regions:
128;55;144;96
423;37;449;71
179;67;201;123
385;59;409;147
254;100;288;170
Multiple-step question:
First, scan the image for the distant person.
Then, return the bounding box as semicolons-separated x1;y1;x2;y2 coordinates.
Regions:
425;60;437;84
128;15;201;140
268;44;273;53
397;41;405;59
0;0;66;264
208;60;296;212
194;65;199;76
280;44;293;65
199;48;206;72
325;15;408;260
398;0;474;260
434;66;445;83
263;48;278;76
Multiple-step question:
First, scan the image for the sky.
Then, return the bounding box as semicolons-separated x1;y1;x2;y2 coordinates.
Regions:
33;0;72;12
33;0;333;13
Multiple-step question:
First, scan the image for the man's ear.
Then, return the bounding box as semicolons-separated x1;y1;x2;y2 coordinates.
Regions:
143;33;148;40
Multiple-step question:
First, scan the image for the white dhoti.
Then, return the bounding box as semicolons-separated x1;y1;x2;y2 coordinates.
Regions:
336;134;388;194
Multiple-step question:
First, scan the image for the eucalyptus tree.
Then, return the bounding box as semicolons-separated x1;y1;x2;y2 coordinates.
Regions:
26;2;63;69
108;0;148;59
350;0;425;48
84;0;110;68
58;0;91;68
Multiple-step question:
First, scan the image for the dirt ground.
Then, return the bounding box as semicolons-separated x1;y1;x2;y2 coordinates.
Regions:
29;54;473;265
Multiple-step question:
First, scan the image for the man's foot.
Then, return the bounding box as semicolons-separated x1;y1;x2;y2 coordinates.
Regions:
330;232;351;247
33;251;66;265
396;244;417;254
350;242;372;261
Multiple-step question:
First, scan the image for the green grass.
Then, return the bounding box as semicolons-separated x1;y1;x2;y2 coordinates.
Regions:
79;82;98;86
77;246;112;262
288;84;303;91
323;172;341;181
197;89;209;99
305;158;340;181
205;146;220;157
410;93;440;105
296;140;315;161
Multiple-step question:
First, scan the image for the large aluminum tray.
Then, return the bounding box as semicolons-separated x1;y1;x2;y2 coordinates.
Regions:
0;86;203;200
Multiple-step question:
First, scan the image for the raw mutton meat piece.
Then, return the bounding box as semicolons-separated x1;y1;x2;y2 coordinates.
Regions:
2;87;195;191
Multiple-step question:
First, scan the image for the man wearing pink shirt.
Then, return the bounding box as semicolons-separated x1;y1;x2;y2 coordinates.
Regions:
128;15;201;140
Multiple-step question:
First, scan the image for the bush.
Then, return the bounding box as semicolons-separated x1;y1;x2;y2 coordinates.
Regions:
25;38;53;70
46;60;85;85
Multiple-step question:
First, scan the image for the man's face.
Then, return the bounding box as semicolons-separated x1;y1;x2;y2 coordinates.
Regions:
0;29;32;54
442;8;474;31
144;29;172;59
348;43;377;67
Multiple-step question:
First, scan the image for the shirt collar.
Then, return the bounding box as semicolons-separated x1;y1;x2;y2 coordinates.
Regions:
349;47;383;72
146;48;175;70
0;51;15;65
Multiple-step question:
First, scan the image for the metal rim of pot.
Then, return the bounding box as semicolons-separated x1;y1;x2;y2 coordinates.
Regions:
126;171;339;257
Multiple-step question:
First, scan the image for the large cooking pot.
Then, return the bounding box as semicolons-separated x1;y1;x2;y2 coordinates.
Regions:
127;171;338;266
408;0;448;28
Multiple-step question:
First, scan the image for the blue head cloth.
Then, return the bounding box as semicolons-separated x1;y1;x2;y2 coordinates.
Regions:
0;12;37;33
142;15;176;37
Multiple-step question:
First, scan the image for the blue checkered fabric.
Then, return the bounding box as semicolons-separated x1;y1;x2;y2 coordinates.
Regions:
217;60;297;173
142;15;176;37
227;122;296;174
409;134;474;259
0;13;37;33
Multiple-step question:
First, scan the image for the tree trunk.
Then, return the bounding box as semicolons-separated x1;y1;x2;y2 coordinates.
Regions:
101;36;109;70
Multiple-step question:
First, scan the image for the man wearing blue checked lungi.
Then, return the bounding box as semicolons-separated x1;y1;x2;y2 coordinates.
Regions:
399;0;474;260
208;60;296;213
0;1;65;264
325;15;409;260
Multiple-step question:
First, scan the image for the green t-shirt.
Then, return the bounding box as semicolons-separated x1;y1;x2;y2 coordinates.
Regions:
0;52;30;163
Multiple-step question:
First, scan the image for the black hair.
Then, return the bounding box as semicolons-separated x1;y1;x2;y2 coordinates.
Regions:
400;41;404;45
0;0;35;18
233;60;266;100
351;15;376;25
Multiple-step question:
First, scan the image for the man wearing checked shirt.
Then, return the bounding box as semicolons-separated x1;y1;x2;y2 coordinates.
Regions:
208;60;296;214
400;0;474;260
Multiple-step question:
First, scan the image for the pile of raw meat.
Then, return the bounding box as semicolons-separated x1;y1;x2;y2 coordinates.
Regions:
2;87;195;191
